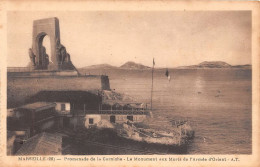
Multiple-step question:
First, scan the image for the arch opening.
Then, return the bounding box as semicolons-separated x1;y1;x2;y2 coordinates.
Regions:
42;35;53;68
36;33;52;69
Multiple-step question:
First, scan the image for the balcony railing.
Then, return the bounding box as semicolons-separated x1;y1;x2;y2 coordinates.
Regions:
99;110;149;115
58;108;150;116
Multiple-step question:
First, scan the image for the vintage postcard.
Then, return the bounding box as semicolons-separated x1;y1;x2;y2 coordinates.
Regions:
0;0;259;167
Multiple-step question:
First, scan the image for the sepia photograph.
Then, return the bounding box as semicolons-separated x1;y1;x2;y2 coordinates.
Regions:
6;10;252;155
0;1;260;167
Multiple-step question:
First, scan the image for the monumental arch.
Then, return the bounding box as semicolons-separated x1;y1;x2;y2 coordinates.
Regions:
31;17;74;70
8;17;111;108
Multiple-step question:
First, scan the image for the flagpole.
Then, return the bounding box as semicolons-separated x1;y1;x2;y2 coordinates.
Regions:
151;58;154;111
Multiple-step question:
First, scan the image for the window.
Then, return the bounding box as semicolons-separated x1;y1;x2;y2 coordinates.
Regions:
110;116;116;123
89;118;94;124
61;103;66;111
127;116;133;121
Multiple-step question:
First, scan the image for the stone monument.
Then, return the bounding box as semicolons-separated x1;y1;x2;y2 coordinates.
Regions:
29;17;75;71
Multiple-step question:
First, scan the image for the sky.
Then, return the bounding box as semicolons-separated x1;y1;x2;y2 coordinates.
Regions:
7;11;251;68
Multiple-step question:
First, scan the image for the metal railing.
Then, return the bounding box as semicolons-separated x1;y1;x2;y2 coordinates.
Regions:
58;109;149;116
99;110;149;115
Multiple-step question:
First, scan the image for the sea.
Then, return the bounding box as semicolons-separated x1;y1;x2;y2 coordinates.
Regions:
80;68;252;154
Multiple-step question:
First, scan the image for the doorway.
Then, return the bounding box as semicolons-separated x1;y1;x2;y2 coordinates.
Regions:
110;115;116;123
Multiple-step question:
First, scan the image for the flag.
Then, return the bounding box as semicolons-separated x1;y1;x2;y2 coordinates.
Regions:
153;58;155;66
165;68;171;82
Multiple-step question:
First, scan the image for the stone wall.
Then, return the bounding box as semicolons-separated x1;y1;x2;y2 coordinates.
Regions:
7;75;110;108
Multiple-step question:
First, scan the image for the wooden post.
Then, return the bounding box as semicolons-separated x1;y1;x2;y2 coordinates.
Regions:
31;110;35;136
84;104;86;114
151;58;155;111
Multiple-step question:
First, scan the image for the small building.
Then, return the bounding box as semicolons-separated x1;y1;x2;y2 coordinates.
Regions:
26;90;150;130
85;102;150;129
84;114;147;129
28;90;102;129
7;102;56;137
7;102;57;155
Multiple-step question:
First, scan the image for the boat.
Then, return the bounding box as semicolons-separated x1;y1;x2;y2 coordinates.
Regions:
114;120;194;146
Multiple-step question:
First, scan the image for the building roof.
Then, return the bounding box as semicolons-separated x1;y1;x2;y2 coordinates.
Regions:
18;102;56;112
28;90;102;103
16;132;62;155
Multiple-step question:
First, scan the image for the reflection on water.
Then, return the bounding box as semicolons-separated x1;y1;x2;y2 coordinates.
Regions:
80;68;252;154
194;75;204;92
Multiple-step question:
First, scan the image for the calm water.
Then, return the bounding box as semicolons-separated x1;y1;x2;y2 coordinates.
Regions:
81;68;252;154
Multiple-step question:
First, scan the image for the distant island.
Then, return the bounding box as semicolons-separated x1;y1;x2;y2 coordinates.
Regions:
177;61;251;69
81;61;150;70
120;61;151;69
80;61;251;70
82;64;117;69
